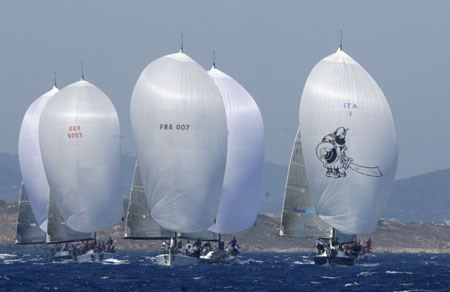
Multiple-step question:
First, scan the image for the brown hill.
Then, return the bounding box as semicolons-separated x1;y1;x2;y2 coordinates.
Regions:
1;201;449;253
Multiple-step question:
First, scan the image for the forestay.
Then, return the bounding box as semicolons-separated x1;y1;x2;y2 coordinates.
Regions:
18;86;59;232
39;80;122;233
207;67;264;234
280;127;332;238
15;182;46;244
299;48;398;235
130;52;227;233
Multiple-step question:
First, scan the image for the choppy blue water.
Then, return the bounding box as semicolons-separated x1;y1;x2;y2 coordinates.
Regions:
0;251;449;291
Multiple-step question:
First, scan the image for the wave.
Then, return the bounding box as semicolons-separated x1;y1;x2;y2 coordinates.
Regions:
293;260;314;265
344;282;361;287
321;276;340;280
386;271;413;275
357;271;376;277
101;258;129;265
237;258;264;265
0;253;16;260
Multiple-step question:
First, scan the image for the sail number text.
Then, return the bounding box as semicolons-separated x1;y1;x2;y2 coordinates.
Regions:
67;125;83;139
344;102;358;117
160;124;190;131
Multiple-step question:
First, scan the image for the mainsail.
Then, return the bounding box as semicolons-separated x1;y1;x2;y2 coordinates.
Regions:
15;182;46;244
124;162;173;239
299;48;398;235
39;80;122;233
130;52;227;233
46;191;94;244
207;67;265;235
18;86;59;232
124;162;219;241
280;127;332;238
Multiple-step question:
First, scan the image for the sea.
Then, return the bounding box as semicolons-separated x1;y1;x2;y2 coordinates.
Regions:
0;251;449;291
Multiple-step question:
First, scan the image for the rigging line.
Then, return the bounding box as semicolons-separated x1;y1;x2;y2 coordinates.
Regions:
181;33;184;53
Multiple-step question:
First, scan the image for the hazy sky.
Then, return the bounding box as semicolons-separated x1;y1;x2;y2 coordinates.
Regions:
1;1;449;179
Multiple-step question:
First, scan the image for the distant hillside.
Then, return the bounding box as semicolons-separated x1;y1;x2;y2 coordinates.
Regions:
382;169;450;224
1;201;449;253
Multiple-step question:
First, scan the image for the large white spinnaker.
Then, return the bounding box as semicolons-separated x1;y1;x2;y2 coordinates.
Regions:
18;86;59;232
39;80;122;233
130;52;227;233
299;48;398;235
207;67;264;234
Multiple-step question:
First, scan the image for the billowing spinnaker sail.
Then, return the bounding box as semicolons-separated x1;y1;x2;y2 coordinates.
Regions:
130;52;227;233
280;127;331;238
299;48;398;235
207;67;264;234
39;80;122;233
18;86;59;232
15;182;46;244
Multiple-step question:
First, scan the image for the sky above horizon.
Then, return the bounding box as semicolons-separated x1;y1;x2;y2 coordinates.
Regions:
1;1;449;179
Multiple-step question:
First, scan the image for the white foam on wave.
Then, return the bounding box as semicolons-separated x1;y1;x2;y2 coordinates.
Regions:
344;282;361;287
310;281;321;285
193;276;204;280
386;271;413;275
358;263;380;267
357;271;376;277
238;258;264;265
100;276;109;280
3;259;24;265
0;253;16;260
101;258;129;265
321;276;340;280
293;260;314;265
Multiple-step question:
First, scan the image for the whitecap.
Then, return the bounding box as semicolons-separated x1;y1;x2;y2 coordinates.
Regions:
0;254;16;260
238;258;263;265
101;258;129;265
293;260;314;265
310;281;321;285
385;271;413;275
357;271;376;277
3;259;24;265
193;276;204;280
359;263;380;267
344;282;360;287
321;276;340;280
100;276;109;280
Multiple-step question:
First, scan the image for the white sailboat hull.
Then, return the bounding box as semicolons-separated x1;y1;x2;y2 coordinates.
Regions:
155;253;198;266
53;250;72;260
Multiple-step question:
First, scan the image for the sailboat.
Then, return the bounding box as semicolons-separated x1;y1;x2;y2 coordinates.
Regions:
130;50;227;266
38;78;122;263
16;84;93;259
201;62;264;263
286;45;398;265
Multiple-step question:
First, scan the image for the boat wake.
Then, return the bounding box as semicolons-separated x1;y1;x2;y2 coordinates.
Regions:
293;260;314;265
237;258;264;265
0;253;16;260
101;258;129;265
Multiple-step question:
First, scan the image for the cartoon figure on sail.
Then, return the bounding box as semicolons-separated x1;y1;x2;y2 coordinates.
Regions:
316;127;382;178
